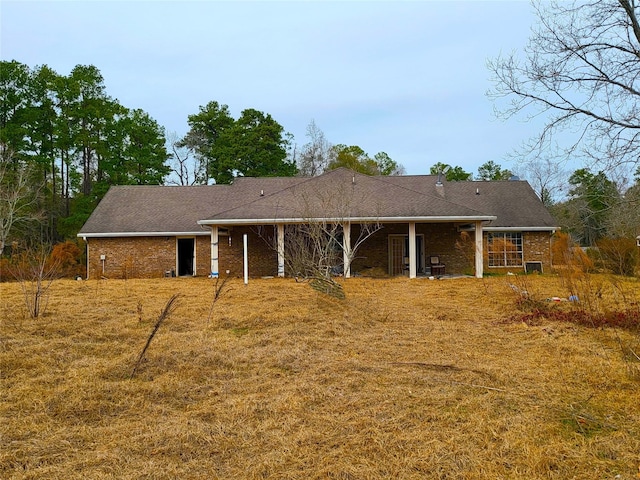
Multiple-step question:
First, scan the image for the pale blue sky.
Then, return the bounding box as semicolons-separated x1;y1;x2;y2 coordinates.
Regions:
1;0;536;175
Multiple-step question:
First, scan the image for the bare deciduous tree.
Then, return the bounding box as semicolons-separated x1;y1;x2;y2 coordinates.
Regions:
516;153;567;206
297;120;332;177
488;0;640;176
9;244;60;318
258;180;383;297
0;144;43;255
166;131;208;186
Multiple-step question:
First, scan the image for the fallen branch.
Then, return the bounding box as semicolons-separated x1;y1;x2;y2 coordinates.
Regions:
391;361;459;371
449;381;508;393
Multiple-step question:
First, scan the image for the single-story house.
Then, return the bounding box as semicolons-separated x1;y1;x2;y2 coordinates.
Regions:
78;167;557;279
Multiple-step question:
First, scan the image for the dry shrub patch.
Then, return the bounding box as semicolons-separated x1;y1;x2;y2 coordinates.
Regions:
1;275;639;479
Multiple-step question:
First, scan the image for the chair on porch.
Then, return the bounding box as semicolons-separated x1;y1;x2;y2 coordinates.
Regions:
429;255;445;277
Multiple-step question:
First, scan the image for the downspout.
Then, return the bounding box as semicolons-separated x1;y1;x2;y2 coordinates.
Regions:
82;236;89;280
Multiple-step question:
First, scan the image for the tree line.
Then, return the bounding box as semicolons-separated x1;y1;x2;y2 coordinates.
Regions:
0;61;407;254
1;61;170;252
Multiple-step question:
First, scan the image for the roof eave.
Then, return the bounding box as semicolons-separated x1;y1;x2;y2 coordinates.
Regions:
78;231;211;239
464;226;558;232
198;215;497;226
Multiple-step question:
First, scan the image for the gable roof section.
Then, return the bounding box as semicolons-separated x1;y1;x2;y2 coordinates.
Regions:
199;168;494;224
445;180;557;229
79;185;228;236
79;168;556;237
380;174;557;229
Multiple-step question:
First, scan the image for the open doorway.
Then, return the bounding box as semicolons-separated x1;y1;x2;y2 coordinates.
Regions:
177;238;195;276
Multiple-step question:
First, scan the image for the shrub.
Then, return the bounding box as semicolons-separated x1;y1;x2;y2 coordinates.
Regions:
551;232;597;300
552;232;593;272
0;257;11;282
595;237;638;277
49;241;85;279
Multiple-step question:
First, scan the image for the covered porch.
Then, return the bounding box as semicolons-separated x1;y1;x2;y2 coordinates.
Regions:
203;219;489;280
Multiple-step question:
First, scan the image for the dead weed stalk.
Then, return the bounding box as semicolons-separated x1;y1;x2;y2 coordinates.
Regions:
206;275;230;324
130;293;180;379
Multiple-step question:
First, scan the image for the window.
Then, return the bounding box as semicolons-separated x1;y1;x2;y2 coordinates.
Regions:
488;232;523;267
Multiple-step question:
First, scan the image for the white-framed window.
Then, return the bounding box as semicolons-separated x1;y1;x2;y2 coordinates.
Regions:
488;232;523;267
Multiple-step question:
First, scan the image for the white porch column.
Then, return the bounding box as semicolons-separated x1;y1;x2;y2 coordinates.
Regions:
343;222;351;278
475;220;483;278
211;226;219;277
408;222;417;279
277;223;285;277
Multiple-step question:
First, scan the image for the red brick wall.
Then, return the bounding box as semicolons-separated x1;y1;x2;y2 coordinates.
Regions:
218;226;278;278
350;223;464;275
484;231;553;274
87;236;211;279
195;236;211;276
350;225;553;276
85;227;553;279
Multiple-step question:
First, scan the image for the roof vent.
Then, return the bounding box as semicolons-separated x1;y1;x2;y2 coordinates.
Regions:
436;165;450;186
260;190;264;196
476;188;480;195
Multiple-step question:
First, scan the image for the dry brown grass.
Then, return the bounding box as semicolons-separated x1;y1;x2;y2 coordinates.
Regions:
1;274;639;479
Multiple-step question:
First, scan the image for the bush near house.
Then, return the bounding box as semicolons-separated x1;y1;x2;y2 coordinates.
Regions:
595;237;639;277
0;240;85;282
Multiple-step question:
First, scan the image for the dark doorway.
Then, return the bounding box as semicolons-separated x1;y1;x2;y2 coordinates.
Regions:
177;238;195;276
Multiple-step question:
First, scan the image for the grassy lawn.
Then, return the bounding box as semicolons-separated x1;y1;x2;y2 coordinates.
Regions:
1;275;639;479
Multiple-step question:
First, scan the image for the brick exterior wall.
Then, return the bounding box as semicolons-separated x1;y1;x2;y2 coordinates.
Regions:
350;224;553;276
350;223;467;275
484;230;553;274
87;236;211;279
219;226;278;278
86;226;553;279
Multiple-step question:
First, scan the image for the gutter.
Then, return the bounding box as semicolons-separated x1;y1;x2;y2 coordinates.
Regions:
458;225;557;233
77;231;212;238
197;215;497;226
482;226;557;232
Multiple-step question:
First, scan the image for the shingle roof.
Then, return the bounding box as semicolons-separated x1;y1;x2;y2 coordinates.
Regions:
78;168;556;236
201;168;493;222
79;185;228;235
379;174;557;229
